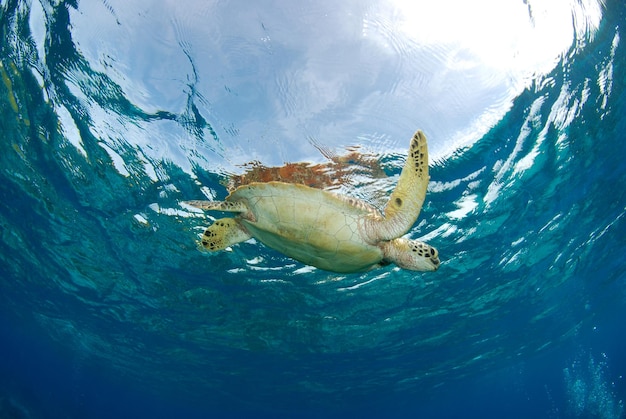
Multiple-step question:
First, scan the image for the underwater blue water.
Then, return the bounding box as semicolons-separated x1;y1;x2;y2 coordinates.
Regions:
1;0;626;418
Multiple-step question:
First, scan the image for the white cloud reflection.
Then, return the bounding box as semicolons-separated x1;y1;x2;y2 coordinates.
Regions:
55;0;604;174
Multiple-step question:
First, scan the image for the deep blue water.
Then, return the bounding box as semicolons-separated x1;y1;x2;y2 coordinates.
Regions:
1;0;625;418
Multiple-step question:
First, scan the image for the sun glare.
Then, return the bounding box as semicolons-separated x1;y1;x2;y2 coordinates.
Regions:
385;0;595;75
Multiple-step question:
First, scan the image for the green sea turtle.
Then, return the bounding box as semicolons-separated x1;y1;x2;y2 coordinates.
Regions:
184;130;439;273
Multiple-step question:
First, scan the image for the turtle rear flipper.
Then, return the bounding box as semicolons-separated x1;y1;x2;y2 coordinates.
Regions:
184;200;248;213
201;218;251;251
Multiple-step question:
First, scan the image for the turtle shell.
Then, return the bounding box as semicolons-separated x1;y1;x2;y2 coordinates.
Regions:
228;182;383;273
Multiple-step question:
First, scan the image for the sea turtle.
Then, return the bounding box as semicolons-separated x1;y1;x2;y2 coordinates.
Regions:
184;130;440;273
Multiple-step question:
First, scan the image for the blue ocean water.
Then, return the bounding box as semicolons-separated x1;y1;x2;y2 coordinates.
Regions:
1;0;625;418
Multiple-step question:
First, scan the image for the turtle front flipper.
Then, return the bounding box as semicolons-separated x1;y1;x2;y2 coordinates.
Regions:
201;218;252;251
371;130;430;241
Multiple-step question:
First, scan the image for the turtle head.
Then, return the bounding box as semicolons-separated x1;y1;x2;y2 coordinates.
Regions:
381;238;440;271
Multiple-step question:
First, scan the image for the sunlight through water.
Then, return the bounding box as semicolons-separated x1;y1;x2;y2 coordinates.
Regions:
1;0;624;416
